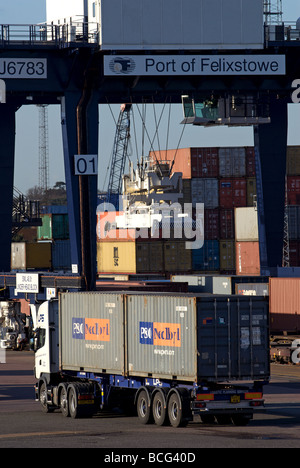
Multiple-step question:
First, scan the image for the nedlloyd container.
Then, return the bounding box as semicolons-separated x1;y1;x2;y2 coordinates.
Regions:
59;292;125;375
126;294;197;381
126;294;269;382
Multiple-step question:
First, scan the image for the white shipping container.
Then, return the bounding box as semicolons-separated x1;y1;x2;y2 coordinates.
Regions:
235;207;259;241
47;0;264;50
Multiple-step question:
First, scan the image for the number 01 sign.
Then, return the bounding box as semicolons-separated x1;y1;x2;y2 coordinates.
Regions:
74;155;98;176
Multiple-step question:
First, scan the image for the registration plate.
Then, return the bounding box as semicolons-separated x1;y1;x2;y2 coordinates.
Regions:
230;395;241;404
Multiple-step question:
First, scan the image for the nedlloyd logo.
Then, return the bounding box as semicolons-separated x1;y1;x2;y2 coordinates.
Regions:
140;322;181;348
109;57;136;75
72;318;110;342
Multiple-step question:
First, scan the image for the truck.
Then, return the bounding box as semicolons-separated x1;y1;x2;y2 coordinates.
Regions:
32;292;269;427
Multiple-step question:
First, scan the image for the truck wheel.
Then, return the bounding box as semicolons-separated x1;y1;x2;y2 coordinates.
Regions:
231;414;251;426
152;392;168;426
168;392;188;428
39;382;54;414
136;390;153;424
68;385;80;419
59;384;69;418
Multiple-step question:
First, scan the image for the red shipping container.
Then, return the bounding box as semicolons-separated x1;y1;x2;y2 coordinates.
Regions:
190;147;219;178
245;147;256;177
219;179;247;208
235;241;260;276
287;176;300;205
204;209;220;239
269;278;300;334
219;209;235;239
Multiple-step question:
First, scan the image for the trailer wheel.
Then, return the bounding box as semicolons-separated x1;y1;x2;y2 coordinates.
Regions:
231;414;251;426
68;385;80;419
59;384;69;418
136;390;153;425
152;391;168;426
168;392;190;428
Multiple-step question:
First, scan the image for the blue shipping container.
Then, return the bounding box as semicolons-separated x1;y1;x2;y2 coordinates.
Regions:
192;240;220;271
52;240;71;270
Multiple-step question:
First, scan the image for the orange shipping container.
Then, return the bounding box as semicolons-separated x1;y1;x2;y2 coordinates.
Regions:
235;241;260;276
269;278;300;334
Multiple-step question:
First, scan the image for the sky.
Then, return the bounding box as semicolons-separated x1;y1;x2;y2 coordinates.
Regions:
0;0;300;194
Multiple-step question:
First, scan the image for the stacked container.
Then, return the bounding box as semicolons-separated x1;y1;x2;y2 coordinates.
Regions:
235;207;260;276
37;207;71;271
96;211;192;274
147;146;258;275
286;146;300;267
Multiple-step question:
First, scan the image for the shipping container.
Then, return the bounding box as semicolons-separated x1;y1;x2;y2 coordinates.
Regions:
11;242;52;270
246;147;256;177
236;283;269;296
190;148;219;178
236;241;260;276
287;206;300;240
97;241;137;274
286;146;300;176
191;178;219;208
219;147;246;177
219;209;235;239
235;207;259;241
196;295;269;380
247;178;257;207
192;240;220;271
60;292;125;374
204;209;220;240
164;241;192;272
219;179;247;208
126;294;269;382
171;275;232;295
219;240;235;271
136;242;164;273
149;148;192;179
287;176;300;205
51;240;71;271
269;278;300;334
37;214;69;241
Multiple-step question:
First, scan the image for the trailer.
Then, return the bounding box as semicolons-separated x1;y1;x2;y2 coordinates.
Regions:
32;292;269;427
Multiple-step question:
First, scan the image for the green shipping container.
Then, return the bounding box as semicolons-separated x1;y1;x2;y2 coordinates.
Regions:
38;214;69;240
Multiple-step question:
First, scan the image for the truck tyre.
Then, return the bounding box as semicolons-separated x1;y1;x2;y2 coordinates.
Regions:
68;385;80;419
152;391;168;426
39;382;54;414
136;390;153;425
168;392;189;428
59;384;69;418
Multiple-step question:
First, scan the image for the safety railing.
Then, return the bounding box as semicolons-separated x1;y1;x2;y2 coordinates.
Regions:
0;23;99;48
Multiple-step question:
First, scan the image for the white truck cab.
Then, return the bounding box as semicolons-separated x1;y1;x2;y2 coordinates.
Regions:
31;301;59;380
